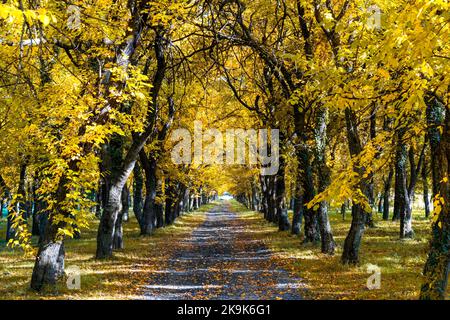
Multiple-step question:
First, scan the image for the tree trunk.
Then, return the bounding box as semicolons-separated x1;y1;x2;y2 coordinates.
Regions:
30;225;65;291
6;163;27;242
294;105;320;243
341;200;347;221
133;162;144;224
260;175;269;220
299;146;319;243
396;140;413;238
30;172;70;291
96;135;147;258
140;151;157;235
377;194;383;214
422;148;431;218
383;168;394;220
341;108;370;265
291;190;303;235
113;184;128;250
314;107;335;254
276;149;290;231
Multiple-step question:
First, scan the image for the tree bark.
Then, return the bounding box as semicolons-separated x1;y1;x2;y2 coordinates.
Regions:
382;168;394;220
30;170;70;291
6;163;27;242
113;184;128;250
291;189;303;235
133;162;144;225
275;146;290;231
139;151;157;235
422;153;431;218
395;136;412;238
342;108;371;265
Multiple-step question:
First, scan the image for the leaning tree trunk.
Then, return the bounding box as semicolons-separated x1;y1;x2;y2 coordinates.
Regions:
341;108;371;265
420;95;449;300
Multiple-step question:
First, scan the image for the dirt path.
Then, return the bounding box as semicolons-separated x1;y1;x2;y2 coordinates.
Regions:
143;201;304;300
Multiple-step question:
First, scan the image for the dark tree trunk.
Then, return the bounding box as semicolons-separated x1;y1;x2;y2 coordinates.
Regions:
259;175;269;220
30;171;70;291
155;178;164;227
383;168;394;220
113;184;128;250
291;191;303;235
96;133;150;258
30;225;65;291
314;107;335;254
96;25;168;258
275;148;290;231
420;94;449;300
165;179;174;226
342;108;371;265
140;151;157;235
32;7;156;288
293;104;319;243
133;162;144;224
6;163;27;242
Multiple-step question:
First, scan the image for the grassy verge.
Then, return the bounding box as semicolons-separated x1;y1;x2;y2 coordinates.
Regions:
0;203;214;300
230;200;433;300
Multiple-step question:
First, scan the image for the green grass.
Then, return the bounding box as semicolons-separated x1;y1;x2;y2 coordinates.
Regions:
0;204;211;299
232;200;434;300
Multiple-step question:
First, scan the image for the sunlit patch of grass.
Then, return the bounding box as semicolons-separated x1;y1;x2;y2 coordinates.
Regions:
231;200;435;300
0;205;209;300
